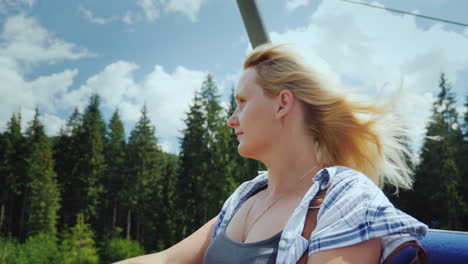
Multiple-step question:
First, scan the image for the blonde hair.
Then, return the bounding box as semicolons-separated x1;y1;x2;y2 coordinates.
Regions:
244;44;413;190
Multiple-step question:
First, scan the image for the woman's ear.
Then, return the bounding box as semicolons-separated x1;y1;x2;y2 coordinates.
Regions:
276;89;294;119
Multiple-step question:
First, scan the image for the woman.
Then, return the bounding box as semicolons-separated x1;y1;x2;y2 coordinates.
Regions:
116;44;427;264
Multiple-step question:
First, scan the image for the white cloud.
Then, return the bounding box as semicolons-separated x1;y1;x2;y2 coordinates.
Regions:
141;65;207;144
2;0;35;6
164;0;207;22
0;67;78;134
220;100;230;114
0;15;94;67
0;15;94;135
220;71;241;94
158;141;172;152
79;6;118;25
78;0;207;25
79;6;143;25
286;0;309;12
263;0;468;153
0;0;35;14
122;11;142;25
42;112;66;136
138;0;160;22
60;61;140;112
26;69;79;111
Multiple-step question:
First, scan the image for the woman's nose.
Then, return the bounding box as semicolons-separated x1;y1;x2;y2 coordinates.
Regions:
227;114;239;128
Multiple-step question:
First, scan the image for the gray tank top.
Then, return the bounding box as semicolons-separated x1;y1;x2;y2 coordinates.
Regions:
203;187;282;264
203;228;282;264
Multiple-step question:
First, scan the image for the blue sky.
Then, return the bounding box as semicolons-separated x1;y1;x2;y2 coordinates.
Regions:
1;0;467;156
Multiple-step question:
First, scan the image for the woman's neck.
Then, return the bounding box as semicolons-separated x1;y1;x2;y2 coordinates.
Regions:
261;139;320;197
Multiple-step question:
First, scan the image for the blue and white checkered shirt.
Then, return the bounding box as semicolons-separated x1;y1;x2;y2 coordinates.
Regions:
210;166;428;264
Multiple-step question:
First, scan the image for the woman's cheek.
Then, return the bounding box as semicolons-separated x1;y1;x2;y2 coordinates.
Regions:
242;104;251;118
239;107;247;122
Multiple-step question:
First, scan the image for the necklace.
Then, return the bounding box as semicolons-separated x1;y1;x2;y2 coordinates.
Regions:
241;166;317;242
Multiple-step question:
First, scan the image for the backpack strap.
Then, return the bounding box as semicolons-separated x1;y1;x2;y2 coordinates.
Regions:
382;240;428;264
297;188;327;264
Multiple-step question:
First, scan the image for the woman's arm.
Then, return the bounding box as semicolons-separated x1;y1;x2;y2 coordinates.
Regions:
114;215;218;264
306;238;382;264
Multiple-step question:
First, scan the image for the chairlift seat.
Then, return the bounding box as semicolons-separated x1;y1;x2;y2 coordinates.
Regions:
388;229;468;263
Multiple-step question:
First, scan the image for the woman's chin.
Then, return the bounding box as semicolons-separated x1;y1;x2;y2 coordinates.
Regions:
237;144;258;160
237;144;250;157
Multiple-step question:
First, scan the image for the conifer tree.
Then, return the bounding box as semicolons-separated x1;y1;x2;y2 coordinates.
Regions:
99;110;126;239
54;95;107;230
174;75;230;240
413;73;467;230
125;105;163;249
0;113;28;240
24;108;60;236
200;75;229;221
79;94;107;223
156;152;179;249
100;236;145;263
54;107;83;229
15;233;62;264
61;214;99;264
175;91;207;239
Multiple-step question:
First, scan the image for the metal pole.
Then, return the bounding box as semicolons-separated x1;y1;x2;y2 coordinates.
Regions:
236;0;271;49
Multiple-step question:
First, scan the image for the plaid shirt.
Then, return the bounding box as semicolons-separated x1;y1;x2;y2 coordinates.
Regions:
210;166;428;264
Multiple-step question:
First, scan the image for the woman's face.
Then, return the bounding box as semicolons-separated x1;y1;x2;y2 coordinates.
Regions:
227;68;279;159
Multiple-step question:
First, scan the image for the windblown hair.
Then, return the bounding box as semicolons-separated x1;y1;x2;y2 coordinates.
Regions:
244;44;413;190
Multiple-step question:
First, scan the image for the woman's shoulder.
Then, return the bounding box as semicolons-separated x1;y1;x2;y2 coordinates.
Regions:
310;166;383;205
321;166;383;200
320;166;376;186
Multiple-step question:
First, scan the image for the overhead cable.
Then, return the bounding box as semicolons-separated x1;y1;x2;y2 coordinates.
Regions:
341;0;468;27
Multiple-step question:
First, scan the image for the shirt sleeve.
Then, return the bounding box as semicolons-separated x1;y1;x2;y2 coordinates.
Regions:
308;169;428;260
